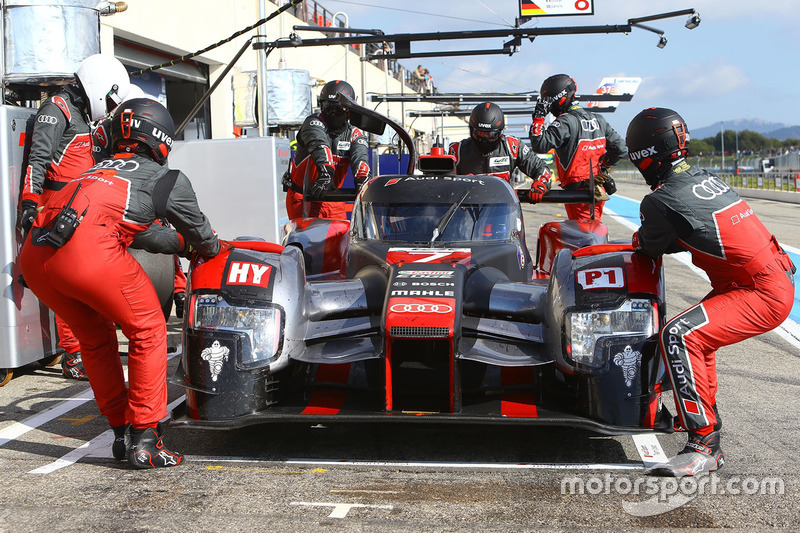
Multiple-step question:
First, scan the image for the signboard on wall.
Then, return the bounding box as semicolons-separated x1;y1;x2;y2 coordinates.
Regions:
519;0;594;18
585;77;642;110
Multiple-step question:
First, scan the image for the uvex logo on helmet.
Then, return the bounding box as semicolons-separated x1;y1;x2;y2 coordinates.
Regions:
478;122;493;128
152;127;173;147
629;146;657;161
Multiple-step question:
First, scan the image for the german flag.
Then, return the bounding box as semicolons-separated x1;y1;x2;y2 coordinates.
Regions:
520;2;546;16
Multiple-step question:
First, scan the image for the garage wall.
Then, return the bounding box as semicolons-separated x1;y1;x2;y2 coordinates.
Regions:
100;0;468;142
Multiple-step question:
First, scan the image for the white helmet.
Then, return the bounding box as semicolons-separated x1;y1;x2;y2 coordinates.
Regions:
75;54;131;121
122;84;146;103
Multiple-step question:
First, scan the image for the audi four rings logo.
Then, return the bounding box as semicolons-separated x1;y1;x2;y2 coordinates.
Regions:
389;303;453;313
38;115;58;124
692;176;730;200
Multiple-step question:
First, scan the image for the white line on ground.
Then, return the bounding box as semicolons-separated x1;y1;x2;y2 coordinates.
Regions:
0;388;95;448
185;456;644;470
290;501;393;519
27;430;114;475
28;395;187;473
1;348;181;451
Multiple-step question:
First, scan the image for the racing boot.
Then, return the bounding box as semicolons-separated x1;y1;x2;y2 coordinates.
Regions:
111;423;130;461
127;424;184;469
646;431;724;477
61;350;88;381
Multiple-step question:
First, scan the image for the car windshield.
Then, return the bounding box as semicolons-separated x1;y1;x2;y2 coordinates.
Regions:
361;202;516;243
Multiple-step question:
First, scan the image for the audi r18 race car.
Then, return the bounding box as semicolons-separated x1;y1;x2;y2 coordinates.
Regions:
170;95;671;434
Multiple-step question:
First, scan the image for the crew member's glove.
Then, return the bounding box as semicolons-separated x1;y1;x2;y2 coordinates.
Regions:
19;200;38;233
176;233;195;259
218;239;235;253
309;166;335;200
532;97;551;119
632;231;641;251
527;172;551;203
281;170;292;193
592;166;610;201
355;172;372;189
596;158;617;195
531;97;551;137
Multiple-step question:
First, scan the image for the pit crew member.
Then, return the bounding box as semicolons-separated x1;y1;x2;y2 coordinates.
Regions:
93;85;188;318
627;107;795;477
529;74;626;220
20;99;222;469
285;80;371;219
18;53;130;380
449;102;551;202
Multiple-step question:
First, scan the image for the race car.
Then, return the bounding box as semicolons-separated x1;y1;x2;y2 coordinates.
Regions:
170;95;671;435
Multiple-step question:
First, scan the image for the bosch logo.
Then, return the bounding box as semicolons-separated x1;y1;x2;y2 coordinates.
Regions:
692;176;730;200
37;115;58;125
389;303;453;314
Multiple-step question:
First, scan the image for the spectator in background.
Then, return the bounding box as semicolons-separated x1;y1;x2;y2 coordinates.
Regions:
413;65;426;93
422;69;435;94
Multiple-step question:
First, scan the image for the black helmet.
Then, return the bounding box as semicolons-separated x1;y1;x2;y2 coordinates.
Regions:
469;102;505;151
318;80;355;132
626;107;690;189
110;98;175;165
540;74;576;116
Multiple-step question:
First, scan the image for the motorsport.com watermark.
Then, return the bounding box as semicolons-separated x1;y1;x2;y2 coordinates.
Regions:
562;473;784;499
561;473;784;515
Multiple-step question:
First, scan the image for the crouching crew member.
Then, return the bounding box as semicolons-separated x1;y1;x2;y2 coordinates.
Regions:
627;107;795;477
20;99;222;469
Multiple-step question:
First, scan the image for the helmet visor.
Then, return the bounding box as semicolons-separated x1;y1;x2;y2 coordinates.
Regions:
472;129;501;143
321;101;346;117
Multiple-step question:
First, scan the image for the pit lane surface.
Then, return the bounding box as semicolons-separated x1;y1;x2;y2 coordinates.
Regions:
1;180;799;531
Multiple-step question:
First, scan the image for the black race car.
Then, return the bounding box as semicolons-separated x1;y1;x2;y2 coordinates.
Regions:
171;95;671;435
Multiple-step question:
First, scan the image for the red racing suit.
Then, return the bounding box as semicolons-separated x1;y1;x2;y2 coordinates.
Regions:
20;153;220;428
21;86;95;354
286;113;371;219
448;135;551;184
634;164;795;433
529;105;626;221
94;122;189;295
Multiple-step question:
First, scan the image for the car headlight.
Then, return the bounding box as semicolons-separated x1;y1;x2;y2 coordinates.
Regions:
193;294;283;369
566;298;655;369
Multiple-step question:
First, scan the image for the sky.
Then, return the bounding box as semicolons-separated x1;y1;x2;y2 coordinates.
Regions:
316;0;800;138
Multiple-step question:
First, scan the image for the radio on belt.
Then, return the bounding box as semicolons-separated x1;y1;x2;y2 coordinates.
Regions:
37;183;88;248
